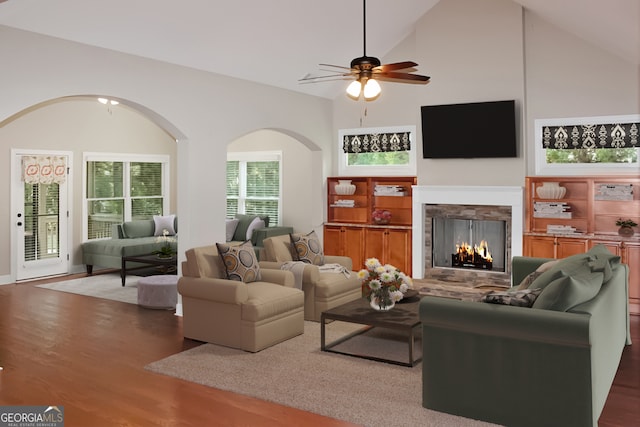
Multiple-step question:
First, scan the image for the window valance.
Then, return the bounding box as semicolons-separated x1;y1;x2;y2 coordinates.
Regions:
22;155;67;184
342;132;411;154
542;122;639;149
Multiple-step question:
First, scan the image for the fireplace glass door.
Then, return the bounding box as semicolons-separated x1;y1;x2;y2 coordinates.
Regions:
432;217;506;272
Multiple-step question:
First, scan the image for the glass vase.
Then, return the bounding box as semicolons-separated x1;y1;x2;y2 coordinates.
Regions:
369;296;395;311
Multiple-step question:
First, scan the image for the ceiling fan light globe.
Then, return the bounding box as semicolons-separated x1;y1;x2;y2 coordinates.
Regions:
363;79;381;100
346;80;363;100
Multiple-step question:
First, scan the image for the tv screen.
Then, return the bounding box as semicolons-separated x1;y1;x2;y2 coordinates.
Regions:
421;100;517;158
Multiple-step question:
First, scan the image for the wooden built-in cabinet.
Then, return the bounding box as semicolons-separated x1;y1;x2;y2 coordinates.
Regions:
364;227;412;275
324;176;416;275
524;175;640;314
323;225;365;272
524;235;589;259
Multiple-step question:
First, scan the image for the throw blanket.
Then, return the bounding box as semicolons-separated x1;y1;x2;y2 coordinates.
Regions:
318;263;351;278
280;261;306;290
280;262;352;289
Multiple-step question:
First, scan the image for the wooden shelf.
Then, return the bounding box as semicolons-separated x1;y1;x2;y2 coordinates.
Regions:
524;175;640;314
325;176;416;274
327;176;416;226
526;176;640;236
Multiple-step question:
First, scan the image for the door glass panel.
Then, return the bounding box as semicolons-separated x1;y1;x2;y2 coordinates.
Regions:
24;183;60;261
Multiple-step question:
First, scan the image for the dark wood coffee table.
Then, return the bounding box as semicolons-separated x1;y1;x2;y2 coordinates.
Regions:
121;254;177;286
320;295;422;367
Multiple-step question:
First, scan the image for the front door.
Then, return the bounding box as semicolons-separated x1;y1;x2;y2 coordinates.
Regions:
12;150;70;281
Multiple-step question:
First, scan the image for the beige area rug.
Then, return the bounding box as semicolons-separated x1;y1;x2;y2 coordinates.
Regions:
35;274;140;305
145;321;498;427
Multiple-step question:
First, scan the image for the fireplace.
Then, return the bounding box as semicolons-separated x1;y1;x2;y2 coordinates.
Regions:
434;216;506;271
412;186;523;287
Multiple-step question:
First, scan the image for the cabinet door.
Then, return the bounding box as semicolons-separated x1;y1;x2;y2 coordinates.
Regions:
323;226;343;257
524;235;556;258
623;243;640;315
364;228;412;275
343;227;365;270
364;228;386;264
556;238;588;259
589;240;622;256
386;229;412;275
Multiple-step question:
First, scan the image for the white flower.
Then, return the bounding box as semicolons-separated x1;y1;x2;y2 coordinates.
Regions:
399;283;409;293
368;279;381;290
390;290;404;302
380;271;394;283
365;258;381;270
399;273;413;288
357;270;369;280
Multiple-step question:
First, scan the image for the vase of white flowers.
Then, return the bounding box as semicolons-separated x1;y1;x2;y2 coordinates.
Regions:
153;229;177;258
358;258;413;311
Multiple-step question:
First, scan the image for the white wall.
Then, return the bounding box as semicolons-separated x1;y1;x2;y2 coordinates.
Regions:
0;25;333;281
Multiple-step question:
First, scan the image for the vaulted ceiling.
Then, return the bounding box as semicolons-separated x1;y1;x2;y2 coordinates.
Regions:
0;0;637;99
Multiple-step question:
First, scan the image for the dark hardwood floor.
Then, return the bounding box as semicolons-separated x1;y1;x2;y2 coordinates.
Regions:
0;274;638;426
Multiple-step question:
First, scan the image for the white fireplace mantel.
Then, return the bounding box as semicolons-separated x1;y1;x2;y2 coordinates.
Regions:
411;185;524;279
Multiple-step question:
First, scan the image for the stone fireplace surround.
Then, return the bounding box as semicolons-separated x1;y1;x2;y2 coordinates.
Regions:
411;185;524;286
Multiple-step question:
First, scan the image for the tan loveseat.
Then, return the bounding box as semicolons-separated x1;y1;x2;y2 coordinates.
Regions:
261;234;362;321
178;245;304;352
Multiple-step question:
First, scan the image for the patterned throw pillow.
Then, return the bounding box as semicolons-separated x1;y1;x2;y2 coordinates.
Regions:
482;288;542;308
516;260;559;290
290;231;324;265
216;241;261;283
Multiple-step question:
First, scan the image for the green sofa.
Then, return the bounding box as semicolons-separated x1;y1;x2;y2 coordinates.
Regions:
82;218;179;274
226;214;293;260
419;245;632;427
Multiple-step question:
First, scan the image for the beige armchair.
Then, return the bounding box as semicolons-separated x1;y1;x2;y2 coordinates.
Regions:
261;234;362;321
178;245;304;352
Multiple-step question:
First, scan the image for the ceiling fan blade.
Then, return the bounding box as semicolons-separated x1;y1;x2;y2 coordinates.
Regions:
319;63;353;71
374;61;418;72
298;73;353;82
376;71;431;83
299;76;355;85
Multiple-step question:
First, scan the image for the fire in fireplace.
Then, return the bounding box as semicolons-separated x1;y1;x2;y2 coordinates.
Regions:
452;240;493;270
432;216;506;273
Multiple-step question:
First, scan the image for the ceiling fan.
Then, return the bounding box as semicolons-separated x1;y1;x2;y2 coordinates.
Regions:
300;0;430;101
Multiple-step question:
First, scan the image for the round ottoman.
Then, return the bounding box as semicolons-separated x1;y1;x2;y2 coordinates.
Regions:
137;275;178;309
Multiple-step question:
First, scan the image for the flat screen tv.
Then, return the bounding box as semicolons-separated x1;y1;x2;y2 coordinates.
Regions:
421;100;517;158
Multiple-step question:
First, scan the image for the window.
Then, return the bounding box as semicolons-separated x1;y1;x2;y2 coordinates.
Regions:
84;153;170;240
226;151;281;225
535;115;639;176
338;126;416;176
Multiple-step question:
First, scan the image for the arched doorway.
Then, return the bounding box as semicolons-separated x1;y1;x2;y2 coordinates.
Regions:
226;128;324;235
3;96;182;281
